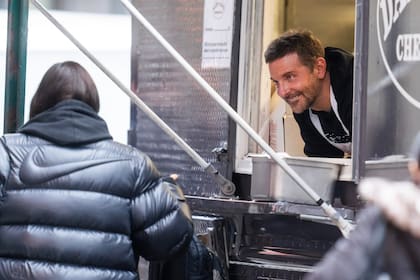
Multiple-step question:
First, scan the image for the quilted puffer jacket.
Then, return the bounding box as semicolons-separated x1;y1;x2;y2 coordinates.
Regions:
0;100;193;280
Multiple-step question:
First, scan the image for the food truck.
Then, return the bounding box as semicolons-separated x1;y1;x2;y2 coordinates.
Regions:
3;0;420;279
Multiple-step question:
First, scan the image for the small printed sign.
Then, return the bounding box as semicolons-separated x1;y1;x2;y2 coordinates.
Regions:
201;0;234;69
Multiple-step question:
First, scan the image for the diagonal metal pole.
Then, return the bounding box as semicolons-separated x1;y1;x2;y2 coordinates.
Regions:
30;0;236;196
119;0;354;237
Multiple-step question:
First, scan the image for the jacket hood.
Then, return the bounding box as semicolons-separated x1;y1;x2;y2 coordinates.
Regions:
18;99;112;146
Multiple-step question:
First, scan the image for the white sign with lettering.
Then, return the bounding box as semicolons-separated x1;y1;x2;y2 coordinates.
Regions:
201;0;234;69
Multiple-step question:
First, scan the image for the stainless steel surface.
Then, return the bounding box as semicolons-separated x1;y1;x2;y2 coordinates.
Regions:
186;196;356;222
188;197;349;280
192;215;230;278
250;155;339;205
229;261;309;280
230;260;312;273
365;157;410;181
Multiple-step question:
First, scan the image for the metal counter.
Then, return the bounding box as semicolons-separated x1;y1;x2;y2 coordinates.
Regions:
186;195;356;224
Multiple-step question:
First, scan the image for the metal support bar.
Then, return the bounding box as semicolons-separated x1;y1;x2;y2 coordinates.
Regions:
352;0;370;182
4;0;28;133
119;0;354;237
30;0;236;197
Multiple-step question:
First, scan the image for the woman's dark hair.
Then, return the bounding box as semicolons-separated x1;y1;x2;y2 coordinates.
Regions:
30;61;100;118
264;29;325;70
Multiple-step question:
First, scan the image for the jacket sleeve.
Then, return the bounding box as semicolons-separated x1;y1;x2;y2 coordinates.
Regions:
130;156;193;261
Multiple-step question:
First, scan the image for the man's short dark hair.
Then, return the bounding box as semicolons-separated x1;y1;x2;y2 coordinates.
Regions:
264;29;325;70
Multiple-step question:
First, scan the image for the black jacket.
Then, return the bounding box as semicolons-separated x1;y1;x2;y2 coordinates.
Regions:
294;47;354;157
0;100;193;280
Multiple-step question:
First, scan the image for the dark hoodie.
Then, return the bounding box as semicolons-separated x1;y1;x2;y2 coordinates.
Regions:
18;99;112;146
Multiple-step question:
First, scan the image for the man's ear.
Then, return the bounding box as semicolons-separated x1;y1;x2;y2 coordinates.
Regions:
314;57;327;79
408;161;420;185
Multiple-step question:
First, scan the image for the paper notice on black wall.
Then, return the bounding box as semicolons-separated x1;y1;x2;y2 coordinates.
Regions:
201;0;234;69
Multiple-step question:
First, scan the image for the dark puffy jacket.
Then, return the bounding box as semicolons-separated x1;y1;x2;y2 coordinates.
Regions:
0;100;193;280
